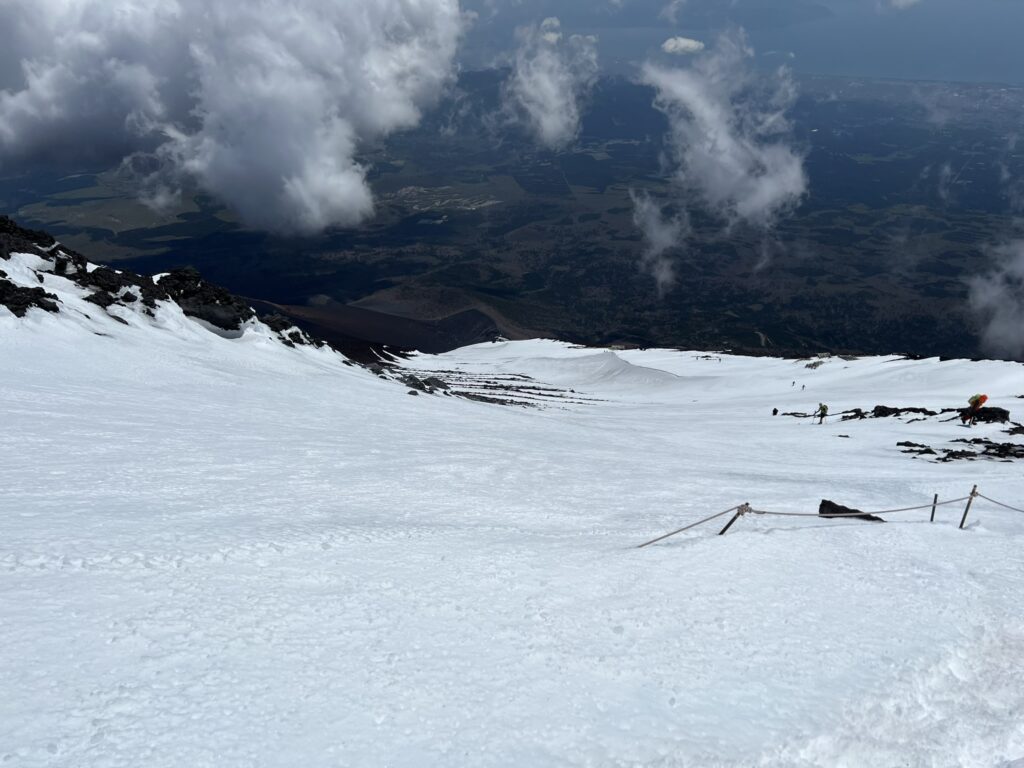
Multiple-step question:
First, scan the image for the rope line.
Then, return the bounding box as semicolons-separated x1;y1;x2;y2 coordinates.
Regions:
977;494;1024;514
751;495;973;518
635;490;1023;548
635;506;740;549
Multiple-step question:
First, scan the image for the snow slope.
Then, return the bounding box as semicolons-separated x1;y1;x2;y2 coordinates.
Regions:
2;251;1024;767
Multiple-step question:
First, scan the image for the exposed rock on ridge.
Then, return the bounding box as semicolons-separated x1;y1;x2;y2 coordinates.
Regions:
0;216;320;348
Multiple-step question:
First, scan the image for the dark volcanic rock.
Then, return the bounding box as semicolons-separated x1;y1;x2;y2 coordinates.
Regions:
818;499;885;522
983;442;1024;459
939;450;978;462
397;373;454;394
80;266;135;294
262;313;295;333
157;267;255;331
83;291;116;309
0;215;55;260
0;278;59;317
897;441;936;456
400;374;430;393
1;217;339;355
972;407;1010;424
951;437;1024;460
255;312;325;349
872;405;937;418
422;376;450;390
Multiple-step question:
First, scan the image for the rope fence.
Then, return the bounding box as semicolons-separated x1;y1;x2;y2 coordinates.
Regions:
635;505;742;549
636;486;1023;548
749;496;973;518
976;493;1024;515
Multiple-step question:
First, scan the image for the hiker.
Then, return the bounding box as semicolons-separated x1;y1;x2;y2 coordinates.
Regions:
772;407;779;416
815;403;828;424
961;393;988;426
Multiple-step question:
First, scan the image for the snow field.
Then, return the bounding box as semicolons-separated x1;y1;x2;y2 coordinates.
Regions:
2;254;1024;766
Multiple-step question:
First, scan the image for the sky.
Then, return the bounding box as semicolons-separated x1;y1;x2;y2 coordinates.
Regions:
462;0;1024;84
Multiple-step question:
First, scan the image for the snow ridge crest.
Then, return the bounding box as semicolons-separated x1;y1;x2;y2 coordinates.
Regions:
0;215;321;350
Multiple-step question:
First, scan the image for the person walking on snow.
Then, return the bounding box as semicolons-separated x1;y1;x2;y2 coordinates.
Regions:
962;393;988;426
815;403;828;424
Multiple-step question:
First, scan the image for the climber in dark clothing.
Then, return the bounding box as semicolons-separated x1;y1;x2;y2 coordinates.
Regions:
815;403;828;424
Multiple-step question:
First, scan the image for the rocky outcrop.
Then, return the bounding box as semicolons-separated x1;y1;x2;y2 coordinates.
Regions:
0;278;60;317
68;263;256;330
948;437;1024;460
156;267;255;331
897;441;936;456
965;407;1010;424
399;373;450;395
871;405;937;418
0;216;313;347
0;216;55;260
260;312;324;349
819;499;885;523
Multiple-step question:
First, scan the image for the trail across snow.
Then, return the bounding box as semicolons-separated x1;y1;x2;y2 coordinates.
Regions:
2;258;1024;766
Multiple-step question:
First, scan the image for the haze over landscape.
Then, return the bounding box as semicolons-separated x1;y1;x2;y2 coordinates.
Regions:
2;0;1024;360
2;1;1024;766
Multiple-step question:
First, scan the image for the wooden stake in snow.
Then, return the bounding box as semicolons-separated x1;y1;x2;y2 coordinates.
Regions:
959;486;978;530
718;504;751;536
930;493;938;523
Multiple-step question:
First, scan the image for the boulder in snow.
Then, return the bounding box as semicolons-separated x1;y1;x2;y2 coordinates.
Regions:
818;499;885;523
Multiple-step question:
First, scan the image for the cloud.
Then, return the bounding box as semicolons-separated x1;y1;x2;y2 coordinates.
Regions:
885;0;922;8
641;31;807;231
968;239;1024;360
0;0;465;234
661;0;686;24
630;190;688;296
662;37;706;56
911;84;965;127
503;18;599;150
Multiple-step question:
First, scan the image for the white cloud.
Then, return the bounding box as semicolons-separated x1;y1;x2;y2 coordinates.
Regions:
937;162;955;204
641;31;807;231
886;0;922;8
504;18;599;150
662;37;705;56
661;0;686;24
0;0;465;234
630;190;688;296
968;240;1024;360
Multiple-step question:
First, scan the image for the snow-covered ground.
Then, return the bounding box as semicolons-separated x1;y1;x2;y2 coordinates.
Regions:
2;251;1024;767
